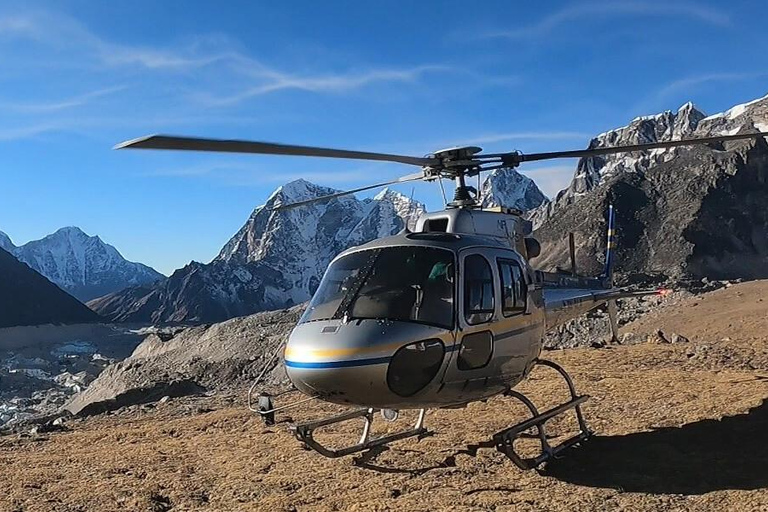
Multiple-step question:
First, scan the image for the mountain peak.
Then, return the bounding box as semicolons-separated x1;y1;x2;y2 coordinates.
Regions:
267;179;341;207
51;226;90;239
677;101;699;113
479;168;548;211
374;187;409;202
280;178;313;190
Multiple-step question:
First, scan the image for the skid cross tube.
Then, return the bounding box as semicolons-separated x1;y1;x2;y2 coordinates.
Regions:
291;408;428;458
493;359;591;470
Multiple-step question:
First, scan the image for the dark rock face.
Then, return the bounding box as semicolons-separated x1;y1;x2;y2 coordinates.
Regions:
0;248;100;328
88;260;284;324
533;95;768;282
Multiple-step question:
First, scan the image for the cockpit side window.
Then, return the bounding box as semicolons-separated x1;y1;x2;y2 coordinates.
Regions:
498;259;527;316
464;254;494;325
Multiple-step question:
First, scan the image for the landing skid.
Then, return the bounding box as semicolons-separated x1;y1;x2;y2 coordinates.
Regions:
493;359;591;470
249;385;430;458
247;358;590;468
292;408;428;458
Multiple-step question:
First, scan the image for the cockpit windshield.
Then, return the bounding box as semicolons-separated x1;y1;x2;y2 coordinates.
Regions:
300;246;455;329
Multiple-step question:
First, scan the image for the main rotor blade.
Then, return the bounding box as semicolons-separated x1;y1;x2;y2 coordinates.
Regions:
515;131;768;163
116;135;438;167
273;172;424;211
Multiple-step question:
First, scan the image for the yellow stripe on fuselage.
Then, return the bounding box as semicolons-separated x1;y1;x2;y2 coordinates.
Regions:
284;340;406;360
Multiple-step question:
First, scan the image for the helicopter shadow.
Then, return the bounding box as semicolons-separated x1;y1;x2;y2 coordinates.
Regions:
353;439;498;476
542;398;768;495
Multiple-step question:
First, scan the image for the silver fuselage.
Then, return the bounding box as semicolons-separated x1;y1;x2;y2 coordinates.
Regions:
283;231;571;409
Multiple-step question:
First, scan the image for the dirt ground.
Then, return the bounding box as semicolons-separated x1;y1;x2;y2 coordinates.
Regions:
1;281;767;511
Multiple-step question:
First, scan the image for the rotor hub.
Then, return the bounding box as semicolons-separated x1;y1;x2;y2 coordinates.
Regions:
432;146;483;160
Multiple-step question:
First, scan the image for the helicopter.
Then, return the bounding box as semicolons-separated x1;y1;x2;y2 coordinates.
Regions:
116;129;768;469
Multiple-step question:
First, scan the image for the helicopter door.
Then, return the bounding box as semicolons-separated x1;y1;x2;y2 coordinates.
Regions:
440;251;505;400
493;256;540;379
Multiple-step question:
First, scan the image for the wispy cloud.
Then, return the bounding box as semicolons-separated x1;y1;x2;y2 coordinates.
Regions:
0;123;60;141
481;1;730;40
633;71;768;113
0;8;477;147
653;72;768;101
0;9;456;105
192;64;451;106
0;10;218;71
0;86;126;113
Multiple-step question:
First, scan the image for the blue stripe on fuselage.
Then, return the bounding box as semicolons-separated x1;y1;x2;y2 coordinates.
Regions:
284;356;392;369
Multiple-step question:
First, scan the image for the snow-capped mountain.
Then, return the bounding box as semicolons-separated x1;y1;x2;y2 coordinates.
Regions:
479;168;548;211
532;93;768;280
214;179;425;307
91;180;426;323
5;227;164;302
569;101;707;196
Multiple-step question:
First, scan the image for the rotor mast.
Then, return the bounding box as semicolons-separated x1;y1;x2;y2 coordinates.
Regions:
428;146;486;209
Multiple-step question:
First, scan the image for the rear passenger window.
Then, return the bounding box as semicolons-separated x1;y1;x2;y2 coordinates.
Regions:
498;259;526;316
464;254;494;324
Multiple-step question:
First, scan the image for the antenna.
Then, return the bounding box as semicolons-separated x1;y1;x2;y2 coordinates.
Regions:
438;178;448;205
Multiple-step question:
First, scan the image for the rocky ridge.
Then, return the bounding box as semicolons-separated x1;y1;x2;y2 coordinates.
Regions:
531;94;768;281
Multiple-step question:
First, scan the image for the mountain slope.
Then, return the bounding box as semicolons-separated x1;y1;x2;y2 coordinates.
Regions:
0;231;14;253
8;227;163;302
0;247;100;328
532;94;768;281
90;180;425;323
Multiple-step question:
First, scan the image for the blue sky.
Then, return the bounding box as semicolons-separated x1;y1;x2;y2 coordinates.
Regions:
1;1;767;275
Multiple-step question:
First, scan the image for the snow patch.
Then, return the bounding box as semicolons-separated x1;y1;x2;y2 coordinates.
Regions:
703;93;768;121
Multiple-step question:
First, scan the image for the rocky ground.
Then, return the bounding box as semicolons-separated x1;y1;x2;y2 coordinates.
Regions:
0;280;766;511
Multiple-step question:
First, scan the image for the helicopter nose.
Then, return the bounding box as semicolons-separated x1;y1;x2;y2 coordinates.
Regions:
284;322;448;408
